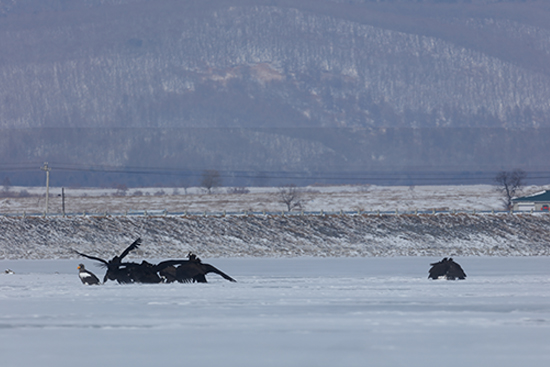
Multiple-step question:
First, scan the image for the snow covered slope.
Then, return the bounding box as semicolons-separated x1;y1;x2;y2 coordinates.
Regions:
1;213;549;259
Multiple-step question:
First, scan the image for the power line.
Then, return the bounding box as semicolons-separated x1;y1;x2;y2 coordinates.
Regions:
2;162;550;184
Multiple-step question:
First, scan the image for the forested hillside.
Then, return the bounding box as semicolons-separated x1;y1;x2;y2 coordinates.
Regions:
2;0;550;185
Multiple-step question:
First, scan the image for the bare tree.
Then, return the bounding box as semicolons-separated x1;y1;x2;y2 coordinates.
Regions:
278;184;303;211
494;169;526;210
113;183;128;197
201;170;222;194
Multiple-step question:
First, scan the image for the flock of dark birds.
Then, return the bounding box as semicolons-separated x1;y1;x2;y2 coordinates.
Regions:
2;243;467;284
75;238;236;285
74;238;467;285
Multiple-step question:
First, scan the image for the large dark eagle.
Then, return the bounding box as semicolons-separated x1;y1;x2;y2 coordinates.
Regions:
428;257;467;280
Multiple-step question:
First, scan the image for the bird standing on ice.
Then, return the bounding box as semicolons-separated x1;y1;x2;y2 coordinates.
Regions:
78;264;101;285
428;257;467;280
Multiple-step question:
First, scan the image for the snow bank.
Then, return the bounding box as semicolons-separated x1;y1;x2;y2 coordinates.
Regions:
1;213;549;259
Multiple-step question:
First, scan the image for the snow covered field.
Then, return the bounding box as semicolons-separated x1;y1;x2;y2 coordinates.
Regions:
4;183;550;258
0;184;519;215
1;257;549;367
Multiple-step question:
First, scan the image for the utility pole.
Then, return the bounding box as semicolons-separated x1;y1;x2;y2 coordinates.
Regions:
61;187;65;216
41;162;51;214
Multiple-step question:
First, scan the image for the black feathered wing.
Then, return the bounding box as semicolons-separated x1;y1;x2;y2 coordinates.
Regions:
428;260;448;279
117;238;141;262
200;263;237;282
447;261;467;280
72;249;108;267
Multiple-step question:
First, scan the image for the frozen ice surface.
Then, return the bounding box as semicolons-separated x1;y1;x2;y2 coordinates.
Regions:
1;257;549;367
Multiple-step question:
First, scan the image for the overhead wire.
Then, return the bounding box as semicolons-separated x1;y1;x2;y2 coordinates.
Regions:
1;162;549;184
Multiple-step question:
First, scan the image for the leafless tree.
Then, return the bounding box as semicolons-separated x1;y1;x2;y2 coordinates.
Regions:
278;184;303;211
494;169;526;210
113;183;128;197
201;170;222;194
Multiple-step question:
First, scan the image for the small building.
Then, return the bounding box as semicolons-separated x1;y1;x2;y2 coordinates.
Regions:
512;190;550;211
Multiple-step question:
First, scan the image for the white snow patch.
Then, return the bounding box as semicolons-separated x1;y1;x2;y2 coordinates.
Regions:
0;257;549;367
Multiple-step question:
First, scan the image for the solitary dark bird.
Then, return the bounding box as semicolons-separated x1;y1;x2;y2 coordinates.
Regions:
78;264;101;285
73;238;142;283
174;253;236;283
428;257;466;280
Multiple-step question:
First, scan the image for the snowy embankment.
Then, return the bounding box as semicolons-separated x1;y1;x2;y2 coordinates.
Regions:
1;213;549;259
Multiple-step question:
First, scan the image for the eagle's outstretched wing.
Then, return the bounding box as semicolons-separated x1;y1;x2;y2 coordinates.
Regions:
72;249;108;268
200;263;237;282
447;259;467;280
117;238;142;262
428;258;448;279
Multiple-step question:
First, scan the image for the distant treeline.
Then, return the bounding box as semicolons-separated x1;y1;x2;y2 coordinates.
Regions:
2;168;548;188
